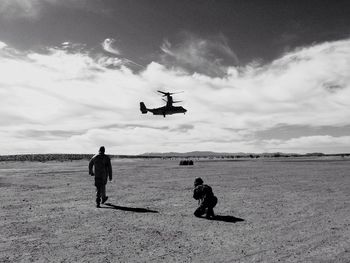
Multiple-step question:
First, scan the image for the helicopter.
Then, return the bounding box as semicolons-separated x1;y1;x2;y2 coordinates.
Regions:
140;90;187;117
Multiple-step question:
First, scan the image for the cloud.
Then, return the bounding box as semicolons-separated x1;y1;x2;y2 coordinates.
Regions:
255;124;350;141
0;37;350;154
0;0;40;19
101;38;145;69
261;135;350;153
0;0;104;20
161;33;239;77
0;41;7;49
102;38;120;55
100;123;169;131
15;129;86;140
0;0;61;19
170;124;194;133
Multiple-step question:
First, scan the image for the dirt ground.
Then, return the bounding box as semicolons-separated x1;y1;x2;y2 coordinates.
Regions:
0;158;349;262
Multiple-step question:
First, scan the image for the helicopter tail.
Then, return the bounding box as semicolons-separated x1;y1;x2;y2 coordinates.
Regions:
140;102;148;114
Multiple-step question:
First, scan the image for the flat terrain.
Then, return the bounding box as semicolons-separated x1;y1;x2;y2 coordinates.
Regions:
0;158;349;262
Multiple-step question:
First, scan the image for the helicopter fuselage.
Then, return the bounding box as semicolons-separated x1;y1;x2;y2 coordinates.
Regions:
140;91;187;117
140;102;187;117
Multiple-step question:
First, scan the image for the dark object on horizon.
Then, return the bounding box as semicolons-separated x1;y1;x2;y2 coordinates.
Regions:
140;90;187;117
103;203;158;213
193;177;218;219
89;146;113;208
179;160;194;165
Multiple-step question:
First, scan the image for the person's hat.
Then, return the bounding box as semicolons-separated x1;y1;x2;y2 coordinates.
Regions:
99;146;105;153
194;177;203;186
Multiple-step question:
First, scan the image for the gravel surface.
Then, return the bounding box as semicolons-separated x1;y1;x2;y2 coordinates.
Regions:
0;158;349;262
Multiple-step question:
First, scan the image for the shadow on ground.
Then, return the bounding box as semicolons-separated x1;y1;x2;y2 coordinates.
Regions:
206;215;245;223
102;203;159;213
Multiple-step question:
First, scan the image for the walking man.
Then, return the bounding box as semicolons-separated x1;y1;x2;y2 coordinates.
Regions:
89;146;112;208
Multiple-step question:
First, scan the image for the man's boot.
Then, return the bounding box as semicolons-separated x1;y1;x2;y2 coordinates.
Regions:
206;207;215;219
102;196;108;204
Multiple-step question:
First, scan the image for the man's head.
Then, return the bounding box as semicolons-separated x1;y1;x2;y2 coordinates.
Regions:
194;177;203;187
99;146;105;154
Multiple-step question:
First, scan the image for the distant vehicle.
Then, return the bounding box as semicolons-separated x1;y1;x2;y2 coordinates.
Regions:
140;90;187;117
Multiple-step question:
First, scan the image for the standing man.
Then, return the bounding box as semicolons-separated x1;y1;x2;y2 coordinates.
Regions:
89;146;112;208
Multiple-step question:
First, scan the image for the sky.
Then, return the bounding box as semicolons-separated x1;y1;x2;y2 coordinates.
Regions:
0;0;350;155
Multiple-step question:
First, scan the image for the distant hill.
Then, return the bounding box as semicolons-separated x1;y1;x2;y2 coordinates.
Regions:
0;154;94;162
139;151;350;158
140;151;295;157
140;151;245;157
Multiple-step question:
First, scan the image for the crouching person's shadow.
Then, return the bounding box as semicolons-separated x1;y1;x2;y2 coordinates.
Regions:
103;203;158;213
194;207;244;223
209;215;245;223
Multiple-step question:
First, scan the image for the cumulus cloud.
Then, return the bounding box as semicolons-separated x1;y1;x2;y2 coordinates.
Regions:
0;37;350;154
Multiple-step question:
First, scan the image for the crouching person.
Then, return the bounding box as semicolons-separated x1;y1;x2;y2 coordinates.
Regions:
193;177;217;219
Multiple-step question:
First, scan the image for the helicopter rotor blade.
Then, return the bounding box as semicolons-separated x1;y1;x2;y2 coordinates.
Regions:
157;90;184;96
168;91;184;96
157;90;168;96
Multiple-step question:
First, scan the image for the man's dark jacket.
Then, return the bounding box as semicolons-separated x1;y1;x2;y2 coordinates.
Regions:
89;153;112;185
193;184;216;207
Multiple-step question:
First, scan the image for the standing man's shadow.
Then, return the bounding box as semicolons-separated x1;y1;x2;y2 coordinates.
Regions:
204;215;245;223
102;203;158;213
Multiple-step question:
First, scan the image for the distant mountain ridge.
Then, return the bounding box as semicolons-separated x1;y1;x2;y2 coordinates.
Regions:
140;151;350;158
140;151;246;157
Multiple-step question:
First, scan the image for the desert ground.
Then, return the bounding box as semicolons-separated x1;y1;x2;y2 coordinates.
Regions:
0;157;349;262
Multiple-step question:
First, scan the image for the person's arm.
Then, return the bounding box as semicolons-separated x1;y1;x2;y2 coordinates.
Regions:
107;157;112;181
88;157;94;175
193;187;201;200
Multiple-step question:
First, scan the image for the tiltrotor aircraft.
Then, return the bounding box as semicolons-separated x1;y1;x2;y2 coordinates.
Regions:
140;90;187;117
